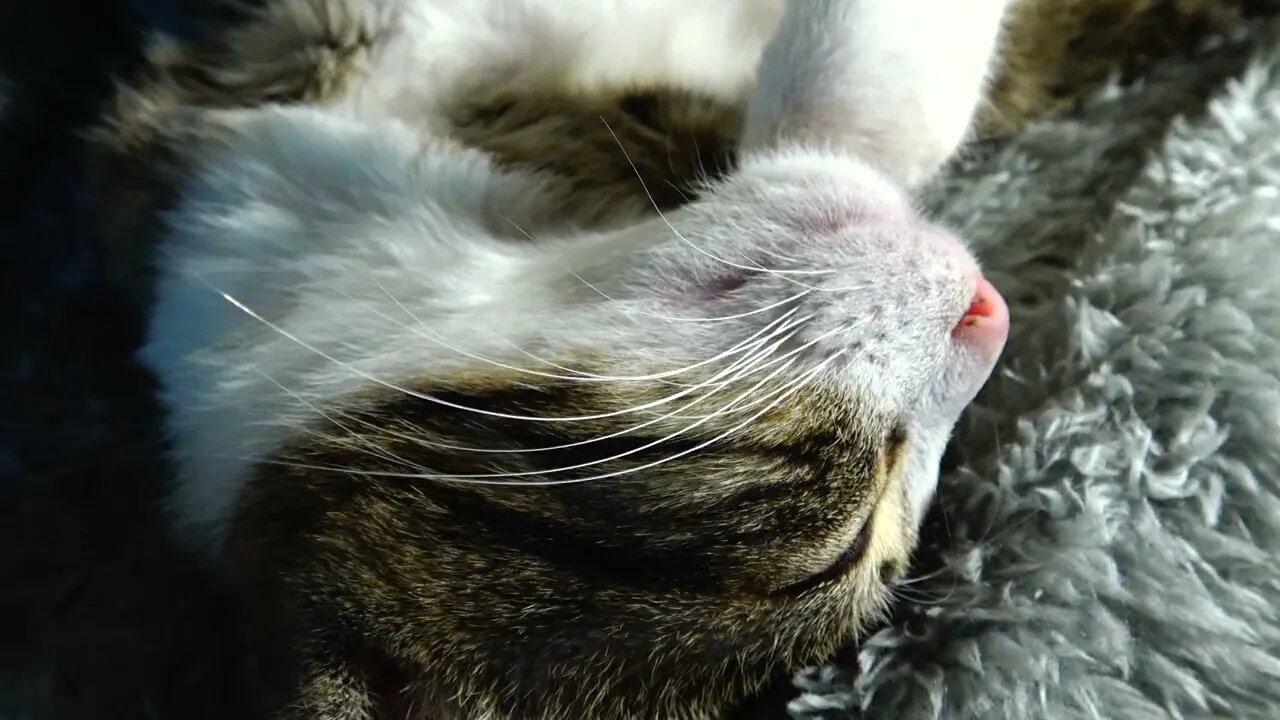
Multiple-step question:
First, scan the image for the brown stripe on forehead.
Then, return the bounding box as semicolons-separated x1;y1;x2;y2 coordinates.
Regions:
448;86;740;224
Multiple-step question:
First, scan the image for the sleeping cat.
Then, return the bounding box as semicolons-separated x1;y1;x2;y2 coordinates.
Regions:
92;0;1012;717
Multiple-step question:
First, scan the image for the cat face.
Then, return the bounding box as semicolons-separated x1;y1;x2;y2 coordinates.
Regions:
153;109;1004;576
93;0;1012;716
303;147;1007;597
153;106;1008;718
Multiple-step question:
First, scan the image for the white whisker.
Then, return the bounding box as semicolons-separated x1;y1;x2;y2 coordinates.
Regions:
892;586;954;607
498;213;822;323
504;310;813;389
662;179;695;206
218;284;808;459
599;117;836;281
567;268;814;323
251;366;432;471
345;320;803;460
250;321;841;483
371;270;811;378
188;271;811;424
895;562;957;588
246;346;843;486
630;323;849;418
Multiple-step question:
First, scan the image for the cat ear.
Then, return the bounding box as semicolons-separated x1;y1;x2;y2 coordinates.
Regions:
740;0;1011;189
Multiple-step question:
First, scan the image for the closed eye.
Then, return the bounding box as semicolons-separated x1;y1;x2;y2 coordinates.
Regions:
767;508;876;597
766;427;905;597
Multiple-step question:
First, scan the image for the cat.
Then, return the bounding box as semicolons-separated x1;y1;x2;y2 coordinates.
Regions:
93;0;1013;717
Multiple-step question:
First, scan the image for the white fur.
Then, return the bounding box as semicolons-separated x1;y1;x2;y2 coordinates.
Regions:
141;0;1011;553
744;0;1012;188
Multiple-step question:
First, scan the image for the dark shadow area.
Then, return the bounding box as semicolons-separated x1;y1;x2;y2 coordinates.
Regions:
1;1;248;717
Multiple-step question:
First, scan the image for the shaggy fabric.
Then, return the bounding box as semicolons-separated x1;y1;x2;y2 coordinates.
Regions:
777;20;1280;720
5;9;1280;720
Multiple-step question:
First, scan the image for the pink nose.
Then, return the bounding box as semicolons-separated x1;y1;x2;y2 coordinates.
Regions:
952;276;1009;355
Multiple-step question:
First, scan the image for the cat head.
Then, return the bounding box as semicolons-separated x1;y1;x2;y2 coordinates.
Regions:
101;0;1011;716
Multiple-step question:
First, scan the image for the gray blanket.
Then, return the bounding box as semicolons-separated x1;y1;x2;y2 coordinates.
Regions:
786;19;1280;720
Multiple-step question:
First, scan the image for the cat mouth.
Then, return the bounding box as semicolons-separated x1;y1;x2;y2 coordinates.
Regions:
768;506;877;598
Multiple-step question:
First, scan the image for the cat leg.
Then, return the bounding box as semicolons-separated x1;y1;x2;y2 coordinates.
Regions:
741;0;1013;188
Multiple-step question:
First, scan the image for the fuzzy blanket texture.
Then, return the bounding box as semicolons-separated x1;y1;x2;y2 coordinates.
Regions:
778;20;1280;720
3;10;1280;720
